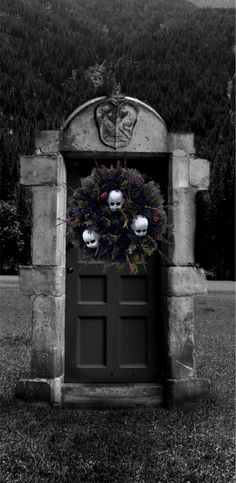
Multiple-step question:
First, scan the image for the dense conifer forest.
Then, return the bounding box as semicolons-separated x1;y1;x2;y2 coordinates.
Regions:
190;0;234;8
0;0;235;277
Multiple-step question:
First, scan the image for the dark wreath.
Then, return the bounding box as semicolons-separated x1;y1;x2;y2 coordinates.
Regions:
66;164;167;274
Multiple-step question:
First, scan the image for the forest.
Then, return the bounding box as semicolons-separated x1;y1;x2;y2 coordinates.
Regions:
189;0;235;8
0;0;235;278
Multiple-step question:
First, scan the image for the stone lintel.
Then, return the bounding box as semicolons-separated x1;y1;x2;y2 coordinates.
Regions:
35;130;60;155
31;295;65;379
32;184;66;266
15;376;63;404
20;154;66;186
190;157;210;190
168;132;195;155
19;265;65;296
161;266;207;296
165;378;210;406
162;295;196;379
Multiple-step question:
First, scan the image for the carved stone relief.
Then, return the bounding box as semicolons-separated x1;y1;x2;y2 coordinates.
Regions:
95;97;138;149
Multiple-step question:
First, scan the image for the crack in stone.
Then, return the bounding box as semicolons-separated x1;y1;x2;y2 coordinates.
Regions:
175;360;193;371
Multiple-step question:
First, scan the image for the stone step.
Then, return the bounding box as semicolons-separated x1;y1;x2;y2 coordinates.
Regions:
62;383;163;408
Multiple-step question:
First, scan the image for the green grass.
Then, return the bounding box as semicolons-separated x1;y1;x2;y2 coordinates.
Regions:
0;286;235;482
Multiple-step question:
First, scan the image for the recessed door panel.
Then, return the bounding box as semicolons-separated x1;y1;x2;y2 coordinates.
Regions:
77;317;106;367
121;276;147;303
119;317;148;366
79;276;107;303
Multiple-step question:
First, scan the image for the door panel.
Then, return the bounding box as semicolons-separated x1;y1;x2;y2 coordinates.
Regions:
65;248;161;382
119;317;148;365
120;276;147;302
79;276;107;303
77;317;106;366
65;158;166;383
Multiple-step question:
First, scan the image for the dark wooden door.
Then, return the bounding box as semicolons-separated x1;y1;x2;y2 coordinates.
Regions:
65;158;166;383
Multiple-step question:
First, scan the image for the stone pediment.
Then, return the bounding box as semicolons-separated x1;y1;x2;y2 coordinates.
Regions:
59;96;168;154
35;96;196;156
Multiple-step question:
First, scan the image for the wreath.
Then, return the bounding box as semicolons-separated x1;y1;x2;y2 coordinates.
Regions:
66;164;166;274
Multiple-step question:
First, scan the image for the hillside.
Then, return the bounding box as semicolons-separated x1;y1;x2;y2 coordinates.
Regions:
0;0;235;277
189;0;235;7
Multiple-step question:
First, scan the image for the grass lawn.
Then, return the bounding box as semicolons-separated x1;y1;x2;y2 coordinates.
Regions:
0;284;235;482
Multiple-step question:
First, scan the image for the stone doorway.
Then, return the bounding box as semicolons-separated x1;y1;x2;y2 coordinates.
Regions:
16;96;210;406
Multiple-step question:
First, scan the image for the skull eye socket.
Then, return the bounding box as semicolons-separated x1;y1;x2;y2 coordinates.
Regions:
136;230;141;233
90;240;95;243
116;202;121;206
110;203;115;206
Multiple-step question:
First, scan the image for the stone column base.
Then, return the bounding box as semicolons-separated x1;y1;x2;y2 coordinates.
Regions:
15;377;210;407
15;376;63;405
165;378;210;406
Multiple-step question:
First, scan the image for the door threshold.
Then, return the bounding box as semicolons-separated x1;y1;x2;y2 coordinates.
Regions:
62;383;163;408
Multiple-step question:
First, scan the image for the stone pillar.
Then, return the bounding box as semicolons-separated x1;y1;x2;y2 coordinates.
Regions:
162;142;210;404
16;141;66;404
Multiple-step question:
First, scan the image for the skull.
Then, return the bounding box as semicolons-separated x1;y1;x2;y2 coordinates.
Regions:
82;229;99;248
107;190;124;212
131;215;148;237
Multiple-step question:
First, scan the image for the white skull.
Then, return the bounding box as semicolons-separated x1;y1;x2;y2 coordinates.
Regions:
108;190;124;212
82;229;99;248
131;215;148;237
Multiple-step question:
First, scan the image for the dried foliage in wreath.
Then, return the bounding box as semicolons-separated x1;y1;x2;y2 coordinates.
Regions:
66;163;167;274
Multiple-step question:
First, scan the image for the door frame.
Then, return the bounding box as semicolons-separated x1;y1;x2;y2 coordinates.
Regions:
64;155;167;384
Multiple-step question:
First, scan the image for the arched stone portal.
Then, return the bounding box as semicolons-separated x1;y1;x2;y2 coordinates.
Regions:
17;96;210;406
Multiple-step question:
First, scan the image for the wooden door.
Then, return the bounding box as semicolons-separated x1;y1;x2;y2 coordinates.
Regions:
65;158;166;383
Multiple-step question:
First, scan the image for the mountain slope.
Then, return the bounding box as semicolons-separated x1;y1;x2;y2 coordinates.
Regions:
189;0;235;7
0;0;235;277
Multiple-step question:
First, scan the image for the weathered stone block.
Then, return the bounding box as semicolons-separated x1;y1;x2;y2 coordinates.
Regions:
162;296;196;379
19;265;65;295
15;378;52;401
20;154;66;186
190;158;210;190
169;150;190;188
31;295;65;378
168;132;195;155
51;376;63;405
161;266;207;296
31;350;64;379
35;130;60;154
165;378;210;405
32;185;66;265
163;188;195;265
16;377;63;404
62;383;163;408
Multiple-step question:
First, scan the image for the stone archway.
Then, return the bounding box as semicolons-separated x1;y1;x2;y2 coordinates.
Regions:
16;95;210;406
